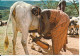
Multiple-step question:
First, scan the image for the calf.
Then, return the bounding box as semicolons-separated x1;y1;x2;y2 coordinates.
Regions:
4;1;41;55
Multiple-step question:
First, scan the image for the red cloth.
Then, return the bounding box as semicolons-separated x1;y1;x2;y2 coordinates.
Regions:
49;9;70;54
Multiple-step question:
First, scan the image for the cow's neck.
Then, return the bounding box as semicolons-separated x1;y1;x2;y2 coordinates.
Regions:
29;15;39;30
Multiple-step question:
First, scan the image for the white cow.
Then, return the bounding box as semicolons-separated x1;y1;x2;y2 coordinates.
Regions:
4;1;41;55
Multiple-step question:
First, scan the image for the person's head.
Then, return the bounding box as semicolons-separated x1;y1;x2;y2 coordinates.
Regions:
31;6;41;16
57;0;66;12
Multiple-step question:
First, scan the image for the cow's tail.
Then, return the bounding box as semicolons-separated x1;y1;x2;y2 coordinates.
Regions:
4;4;16;50
4;13;11;50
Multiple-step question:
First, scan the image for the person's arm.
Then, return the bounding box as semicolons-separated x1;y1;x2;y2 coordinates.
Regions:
42;13;50;35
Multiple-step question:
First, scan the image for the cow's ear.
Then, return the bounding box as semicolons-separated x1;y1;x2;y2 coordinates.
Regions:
31;6;41;16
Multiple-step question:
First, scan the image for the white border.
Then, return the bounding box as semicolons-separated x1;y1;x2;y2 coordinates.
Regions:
0;0;80;56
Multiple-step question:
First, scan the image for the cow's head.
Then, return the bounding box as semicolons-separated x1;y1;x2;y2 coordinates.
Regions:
31;6;41;16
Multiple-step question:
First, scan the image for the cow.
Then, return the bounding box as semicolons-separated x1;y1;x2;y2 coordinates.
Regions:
68;17;79;35
4;1;41;55
0;21;7;26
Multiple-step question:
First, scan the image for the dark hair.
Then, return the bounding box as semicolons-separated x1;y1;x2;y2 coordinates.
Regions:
31;6;41;16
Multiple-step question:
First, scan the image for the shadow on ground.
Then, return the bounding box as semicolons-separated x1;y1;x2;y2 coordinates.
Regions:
68;35;79;38
67;47;79;55
36;45;79;55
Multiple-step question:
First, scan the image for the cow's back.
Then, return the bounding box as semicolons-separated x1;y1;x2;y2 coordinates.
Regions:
10;1;33;32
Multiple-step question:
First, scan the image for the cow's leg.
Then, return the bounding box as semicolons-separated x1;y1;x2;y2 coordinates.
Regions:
11;19;18;55
69;30;71;35
68;28;71;35
12;29;18;55
75;28;78;35
21;27;29;55
71;28;73;35
73;28;75;35
31;33;36;50
76;28;78;35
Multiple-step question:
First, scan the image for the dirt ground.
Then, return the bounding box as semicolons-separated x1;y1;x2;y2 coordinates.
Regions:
15;34;79;55
0;24;79;55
